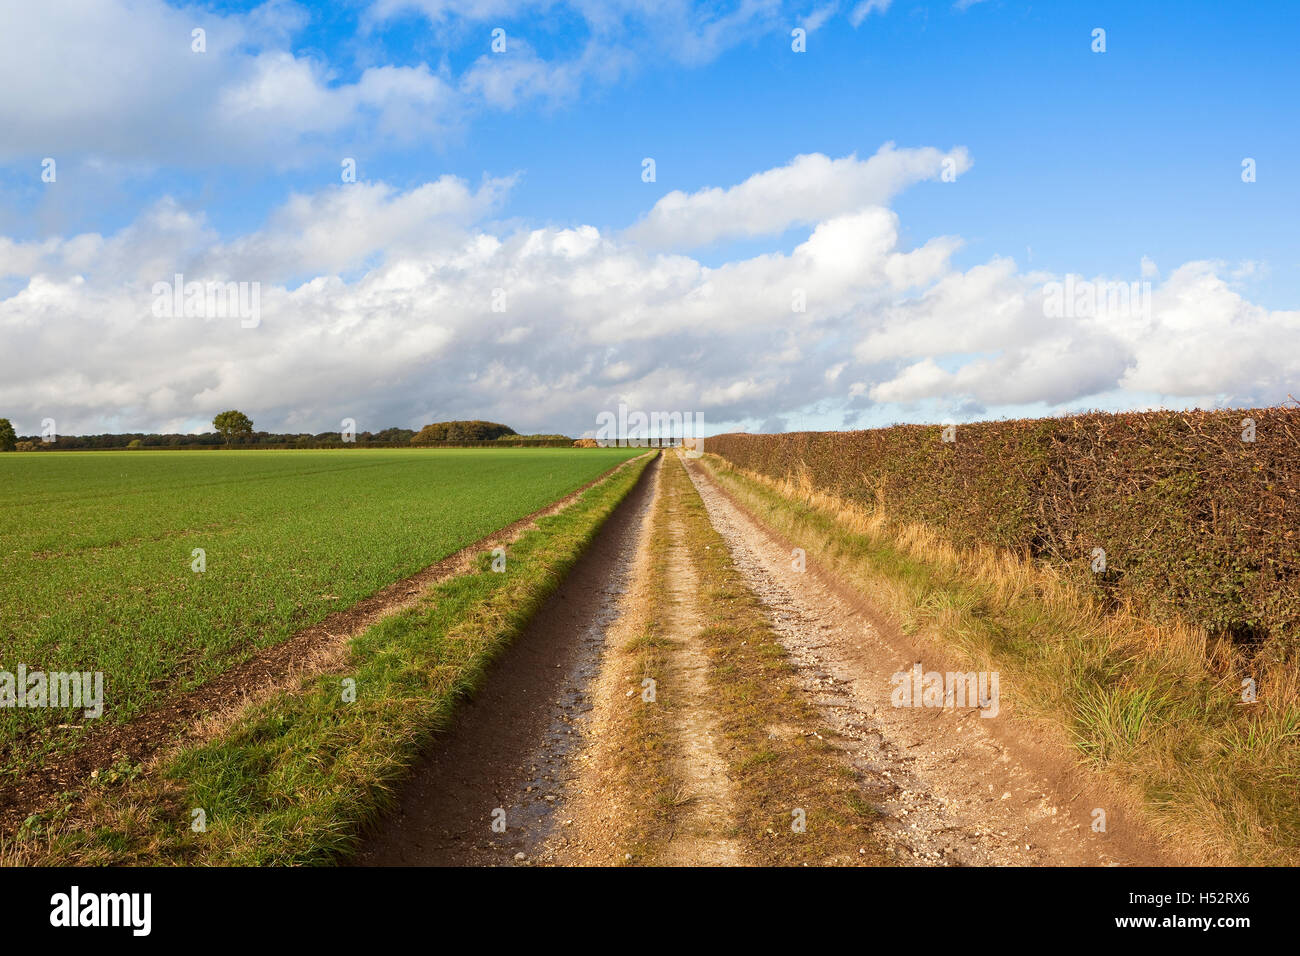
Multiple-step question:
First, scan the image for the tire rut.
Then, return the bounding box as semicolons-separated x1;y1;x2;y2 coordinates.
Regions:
684;457;1174;867
355;456;657;866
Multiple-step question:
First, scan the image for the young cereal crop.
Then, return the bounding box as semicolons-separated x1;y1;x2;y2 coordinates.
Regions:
0;447;640;764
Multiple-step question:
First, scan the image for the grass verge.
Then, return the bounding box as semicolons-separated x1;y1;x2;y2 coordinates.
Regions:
701;454;1300;866
1;453;653;865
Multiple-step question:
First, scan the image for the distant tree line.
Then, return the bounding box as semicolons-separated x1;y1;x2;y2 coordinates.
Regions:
1;411;573;450
411;421;570;444
4;426;420;450
411;420;515;442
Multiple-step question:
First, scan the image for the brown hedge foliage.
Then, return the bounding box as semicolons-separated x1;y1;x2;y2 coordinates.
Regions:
709;408;1300;656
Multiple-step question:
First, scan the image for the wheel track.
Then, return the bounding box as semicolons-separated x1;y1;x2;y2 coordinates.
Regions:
684;456;1175;867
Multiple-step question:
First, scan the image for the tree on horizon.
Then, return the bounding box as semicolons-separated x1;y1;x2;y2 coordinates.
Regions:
213;410;254;445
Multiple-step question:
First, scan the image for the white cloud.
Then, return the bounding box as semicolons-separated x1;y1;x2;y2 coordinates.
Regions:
370;0;784;69
801;3;839;33
0;0;457;167
215;176;517;278
849;0;891;28
0;1;794;172
1;148;1295;438
625;144;972;250
368;0;527;21
459;37;634;109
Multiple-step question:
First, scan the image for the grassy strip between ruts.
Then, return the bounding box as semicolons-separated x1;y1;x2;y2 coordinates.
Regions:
661;453;888;865
597;456;677;864
2;453;654;866
701;454;1300;866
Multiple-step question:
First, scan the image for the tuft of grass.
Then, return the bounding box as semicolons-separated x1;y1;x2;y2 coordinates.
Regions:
1072;686;1169;765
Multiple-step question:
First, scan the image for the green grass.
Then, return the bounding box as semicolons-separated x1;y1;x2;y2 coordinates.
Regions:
4;451;654;865
0;447;640;758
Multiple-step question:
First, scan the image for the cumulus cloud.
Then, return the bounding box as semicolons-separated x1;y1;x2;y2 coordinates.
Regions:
0;0;693;169
624;145;972;249
0;0;458;167
213;176;518;279
1;148;1295;438
860;257;1299;411
0;1;836;176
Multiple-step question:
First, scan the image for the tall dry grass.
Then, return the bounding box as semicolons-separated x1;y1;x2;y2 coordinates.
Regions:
707;455;1300;866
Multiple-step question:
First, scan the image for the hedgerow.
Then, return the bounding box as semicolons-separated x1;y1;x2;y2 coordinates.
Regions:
709;408;1299;659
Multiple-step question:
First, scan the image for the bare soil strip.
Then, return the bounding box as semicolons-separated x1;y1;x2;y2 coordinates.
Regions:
0;455;644;838
685;456;1178;866
355;455;659;865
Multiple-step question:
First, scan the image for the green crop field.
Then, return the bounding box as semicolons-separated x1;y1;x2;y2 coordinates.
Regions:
0;447;640;755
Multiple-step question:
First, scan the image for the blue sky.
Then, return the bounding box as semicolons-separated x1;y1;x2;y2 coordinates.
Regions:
0;0;1296;436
